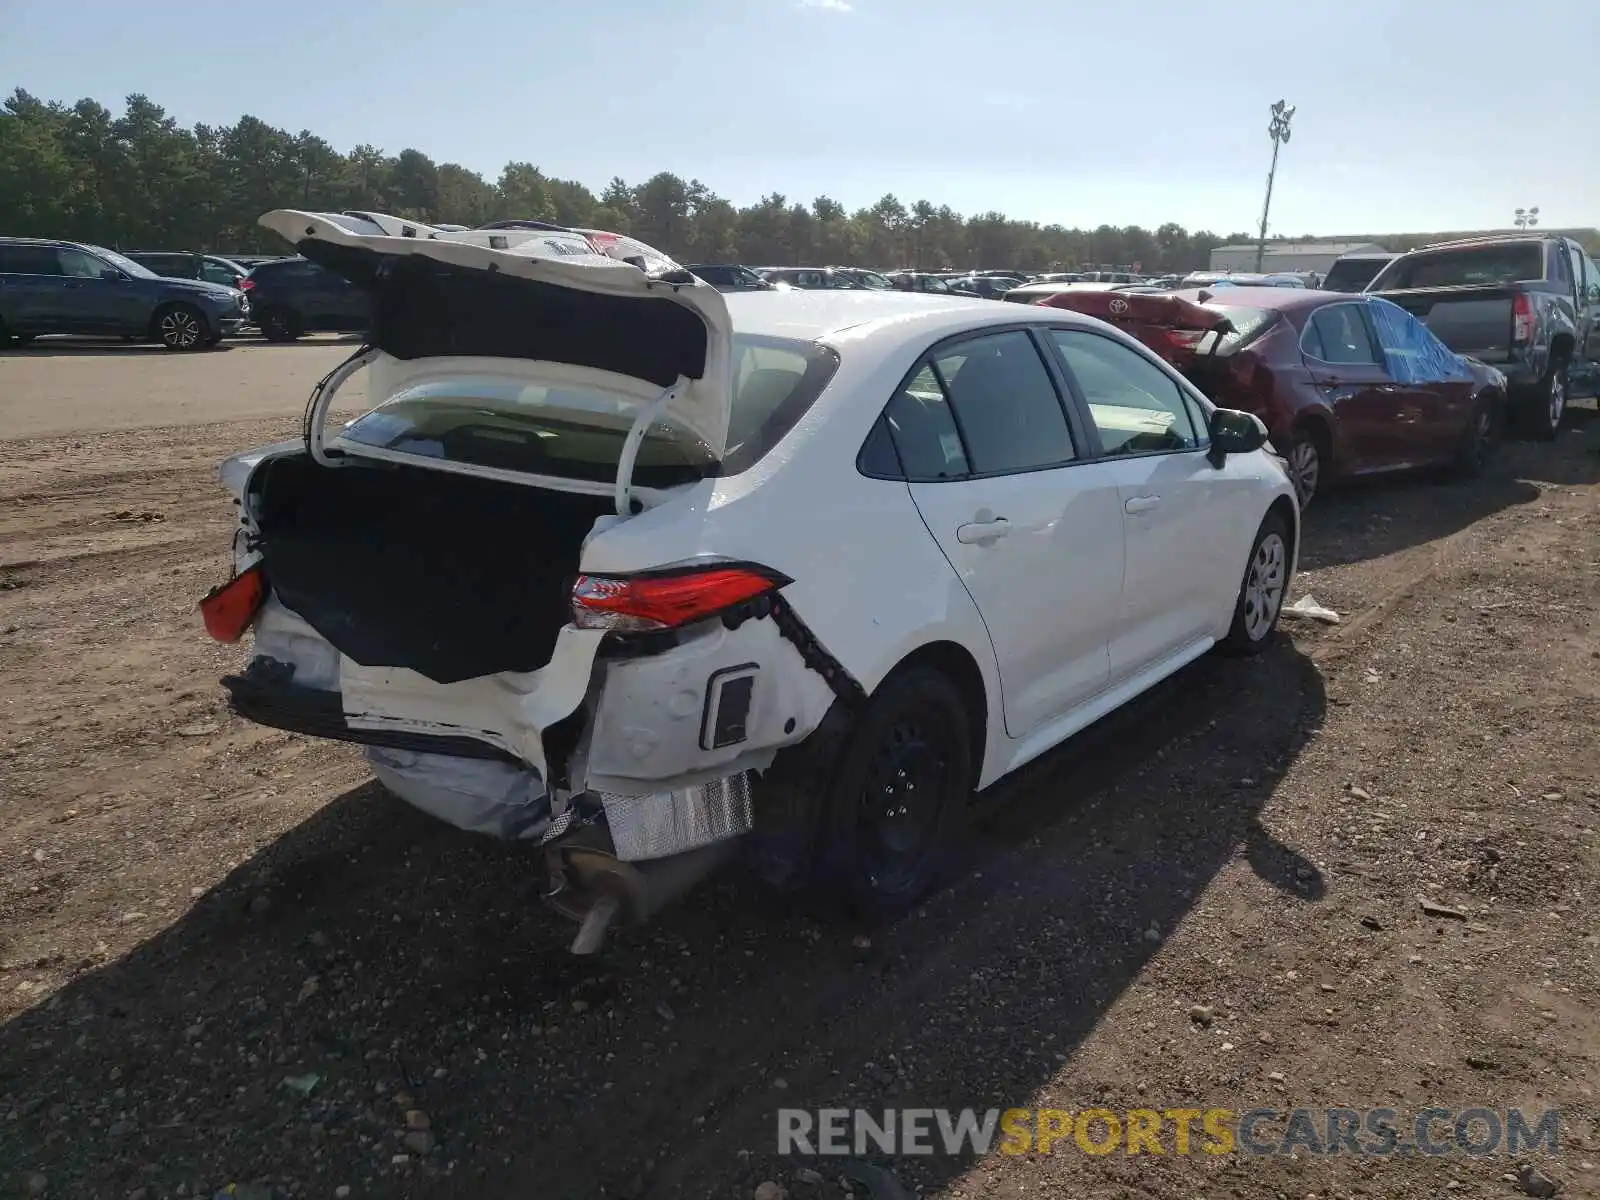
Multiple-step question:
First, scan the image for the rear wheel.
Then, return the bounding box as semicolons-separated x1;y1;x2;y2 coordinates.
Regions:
1285;429;1323;508
1220;512;1291;656
815;667;973;918
257;307;302;343
1452;391;1499;478
155;303;208;351
1518;357;1567;441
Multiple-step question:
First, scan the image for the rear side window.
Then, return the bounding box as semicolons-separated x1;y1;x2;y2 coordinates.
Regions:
1302;303;1381;366
931;330;1076;473
0;244;61;274
1375;243;1544;290
883;364;970;480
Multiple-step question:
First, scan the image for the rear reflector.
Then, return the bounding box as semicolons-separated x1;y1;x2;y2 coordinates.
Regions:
572;565;787;632
199;565;266;643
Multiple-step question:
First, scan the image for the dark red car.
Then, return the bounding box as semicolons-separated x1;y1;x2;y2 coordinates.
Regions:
1038;287;1508;506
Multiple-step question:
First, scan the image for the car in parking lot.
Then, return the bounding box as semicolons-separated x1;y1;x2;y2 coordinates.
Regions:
1039;286;1508;506
201;209;1299;952
0;237;247;349
686;264;776;292
886;271;955;294
241;256;370;342
760;266;869;290
124;250;251;291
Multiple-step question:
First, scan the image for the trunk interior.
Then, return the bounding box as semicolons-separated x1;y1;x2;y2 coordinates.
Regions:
251;452;612;685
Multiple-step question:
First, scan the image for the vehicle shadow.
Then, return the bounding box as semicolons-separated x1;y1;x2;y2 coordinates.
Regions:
0;639;1325;1198
1298;427;1600;572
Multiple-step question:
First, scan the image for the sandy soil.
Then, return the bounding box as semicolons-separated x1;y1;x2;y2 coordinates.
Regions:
0;339;1597;1200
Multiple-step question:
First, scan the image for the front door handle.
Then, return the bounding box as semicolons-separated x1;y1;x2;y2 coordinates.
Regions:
956;517;1010;545
1124;495;1162;515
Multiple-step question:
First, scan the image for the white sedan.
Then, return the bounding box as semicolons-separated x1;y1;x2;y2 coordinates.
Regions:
202;211;1298;952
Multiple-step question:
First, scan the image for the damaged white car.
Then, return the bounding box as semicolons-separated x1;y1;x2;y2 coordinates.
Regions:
201;210;1299;952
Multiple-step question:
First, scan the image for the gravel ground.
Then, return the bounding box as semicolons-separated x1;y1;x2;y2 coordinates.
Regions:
1;341;1597;1200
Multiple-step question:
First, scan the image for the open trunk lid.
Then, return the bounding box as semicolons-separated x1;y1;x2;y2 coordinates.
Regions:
258;210;735;478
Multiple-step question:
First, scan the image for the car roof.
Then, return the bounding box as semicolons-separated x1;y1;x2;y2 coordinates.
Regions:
721;288;1090;345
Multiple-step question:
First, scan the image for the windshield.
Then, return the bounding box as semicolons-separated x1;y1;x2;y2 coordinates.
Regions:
1370;243;1544;291
338;335;840;484
88;246;158;279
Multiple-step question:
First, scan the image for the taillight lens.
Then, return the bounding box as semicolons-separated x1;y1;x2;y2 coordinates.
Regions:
240;278;256;292
199;565;266;643
1511;292;1533;344
571;565;787;632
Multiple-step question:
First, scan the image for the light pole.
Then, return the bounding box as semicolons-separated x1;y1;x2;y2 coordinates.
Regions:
1513;206;1539;231
1254;100;1296;272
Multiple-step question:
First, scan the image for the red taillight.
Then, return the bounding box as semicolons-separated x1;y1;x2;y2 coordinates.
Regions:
199;565;266;643
571;565;787;632
240;278;256;292
1511;292;1533;344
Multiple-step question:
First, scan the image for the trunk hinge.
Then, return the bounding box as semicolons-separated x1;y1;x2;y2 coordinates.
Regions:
303;346;381;467
613;377;686;516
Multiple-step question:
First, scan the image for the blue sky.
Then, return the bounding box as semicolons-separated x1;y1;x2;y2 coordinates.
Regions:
3;0;1595;237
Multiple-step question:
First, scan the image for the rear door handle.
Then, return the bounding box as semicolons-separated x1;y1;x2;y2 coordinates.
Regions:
1124;495;1162;515
956;517;1010;545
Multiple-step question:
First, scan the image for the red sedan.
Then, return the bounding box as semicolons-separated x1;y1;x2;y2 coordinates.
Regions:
1037;287;1508;506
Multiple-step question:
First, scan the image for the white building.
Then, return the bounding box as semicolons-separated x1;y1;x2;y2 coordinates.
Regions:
1209;239;1387;274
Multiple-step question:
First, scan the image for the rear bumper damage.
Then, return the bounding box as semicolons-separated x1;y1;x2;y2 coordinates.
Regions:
225;591;838;950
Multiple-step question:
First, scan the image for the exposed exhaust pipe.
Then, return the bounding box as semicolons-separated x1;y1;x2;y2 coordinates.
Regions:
544;837;742;954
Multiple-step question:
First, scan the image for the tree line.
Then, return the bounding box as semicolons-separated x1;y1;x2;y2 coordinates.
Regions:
5;91;1587;272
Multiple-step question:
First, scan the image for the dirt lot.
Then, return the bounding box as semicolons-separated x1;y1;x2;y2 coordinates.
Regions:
1;340;1597;1200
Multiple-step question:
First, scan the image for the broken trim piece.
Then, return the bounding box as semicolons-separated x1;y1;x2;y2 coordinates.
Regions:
766;597;869;708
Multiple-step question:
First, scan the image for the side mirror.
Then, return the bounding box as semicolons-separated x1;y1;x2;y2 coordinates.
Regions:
100;268;123;281
1208;407;1268;467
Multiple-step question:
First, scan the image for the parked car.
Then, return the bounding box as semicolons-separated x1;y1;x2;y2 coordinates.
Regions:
1036;287;1508;507
0;237;246;349
228;255;289;270
1002;281;1124;304
201;208;1298;952
760;267;868;290
831;268;897;290
1321;252;1397;293
885;271;954;294
124;251;252;291
242;256;370;342
1181;272;1304;289
947;275;1015;299
687;264;776;292
1365;235;1598;439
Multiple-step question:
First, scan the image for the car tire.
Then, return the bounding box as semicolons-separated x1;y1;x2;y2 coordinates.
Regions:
154;303;208;351
1518;356;1567;442
1284;429;1323;509
1219;511;1291;657
1451;391;1500;478
814;666;973;919
257;308;302;343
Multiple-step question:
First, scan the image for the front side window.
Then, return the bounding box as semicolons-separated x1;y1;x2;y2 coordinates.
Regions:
56;247;109;279
1301;302;1381;366
932;330;1076;473
1049;328;1199;457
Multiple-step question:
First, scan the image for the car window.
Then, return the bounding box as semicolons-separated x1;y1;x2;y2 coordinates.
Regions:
1049;329;1199;457
883;363;970;480
1301;303;1381;366
1549;248;1570;290
0;244;62;275
932;330;1075;473
1364;297;1470;384
1565;244;1585;299
55;247;109;278
1375;243;1544;290
200;261;238;285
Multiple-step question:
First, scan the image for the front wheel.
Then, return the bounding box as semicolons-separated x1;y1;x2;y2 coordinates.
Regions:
155;304;208;351
1284;430;1322;509
1220;513;1291;656
816;667;973;918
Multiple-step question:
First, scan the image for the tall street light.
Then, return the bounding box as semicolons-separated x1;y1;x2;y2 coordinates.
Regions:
1513;206;1539;230
1254;100;1296;272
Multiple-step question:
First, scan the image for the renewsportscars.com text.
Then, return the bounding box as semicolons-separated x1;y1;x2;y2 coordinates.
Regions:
777;1106;1561;1158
